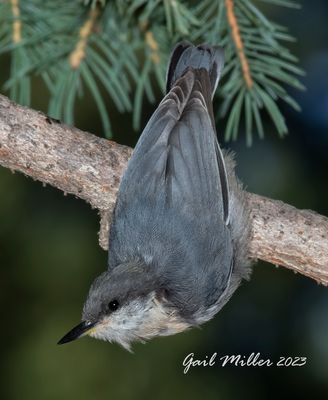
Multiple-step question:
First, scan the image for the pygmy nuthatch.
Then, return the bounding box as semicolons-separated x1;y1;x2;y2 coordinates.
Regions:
58;42;251;350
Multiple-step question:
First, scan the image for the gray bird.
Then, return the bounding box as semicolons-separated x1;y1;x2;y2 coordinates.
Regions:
58;42;251;350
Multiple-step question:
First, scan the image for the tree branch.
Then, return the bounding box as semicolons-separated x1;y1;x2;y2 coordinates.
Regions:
0;94;327;285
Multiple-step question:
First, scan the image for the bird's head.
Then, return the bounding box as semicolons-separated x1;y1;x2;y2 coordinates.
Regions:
57;262;191;350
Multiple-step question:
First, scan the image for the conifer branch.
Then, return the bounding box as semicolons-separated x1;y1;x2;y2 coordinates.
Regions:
0;0;304;142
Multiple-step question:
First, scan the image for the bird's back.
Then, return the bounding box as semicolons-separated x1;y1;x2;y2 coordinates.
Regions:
108;43;234;319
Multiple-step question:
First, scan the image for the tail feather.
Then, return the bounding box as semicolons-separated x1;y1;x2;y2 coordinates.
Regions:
166;41;224;97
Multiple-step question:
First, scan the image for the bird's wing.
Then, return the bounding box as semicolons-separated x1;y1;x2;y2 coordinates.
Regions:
116;69;230;223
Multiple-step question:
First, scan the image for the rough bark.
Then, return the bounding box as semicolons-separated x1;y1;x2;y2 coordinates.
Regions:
0;94;327;285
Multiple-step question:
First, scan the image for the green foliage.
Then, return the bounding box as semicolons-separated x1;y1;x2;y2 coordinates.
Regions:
0;0;304;143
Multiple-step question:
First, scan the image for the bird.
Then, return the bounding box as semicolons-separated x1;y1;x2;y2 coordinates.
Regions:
58;42;252;351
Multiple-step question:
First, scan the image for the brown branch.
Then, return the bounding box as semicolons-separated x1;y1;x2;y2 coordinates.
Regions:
145;31;160;64
0;94;327;285
11;0;22;44
248;194;328;285
225;0;253;89
69;7;100;69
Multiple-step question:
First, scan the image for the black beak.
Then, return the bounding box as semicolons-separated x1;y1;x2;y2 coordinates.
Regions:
57;321;96;345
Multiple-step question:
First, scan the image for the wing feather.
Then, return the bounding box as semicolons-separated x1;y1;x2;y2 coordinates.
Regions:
117;70;230;224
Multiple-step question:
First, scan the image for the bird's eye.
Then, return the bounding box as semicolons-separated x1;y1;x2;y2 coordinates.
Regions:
108;300;119;312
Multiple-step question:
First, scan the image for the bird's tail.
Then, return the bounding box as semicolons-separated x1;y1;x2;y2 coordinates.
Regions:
166;41;224;98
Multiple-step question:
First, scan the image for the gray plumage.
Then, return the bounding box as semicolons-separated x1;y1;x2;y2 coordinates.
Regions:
58;42;252;350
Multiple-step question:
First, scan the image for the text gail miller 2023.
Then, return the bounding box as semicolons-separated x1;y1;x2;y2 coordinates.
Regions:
182;352;307;374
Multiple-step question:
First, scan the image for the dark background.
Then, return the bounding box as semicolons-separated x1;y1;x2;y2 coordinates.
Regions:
0;1;327;399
